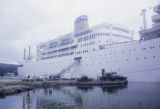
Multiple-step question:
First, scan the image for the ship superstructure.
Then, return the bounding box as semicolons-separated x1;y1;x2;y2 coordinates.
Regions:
18;4;160;82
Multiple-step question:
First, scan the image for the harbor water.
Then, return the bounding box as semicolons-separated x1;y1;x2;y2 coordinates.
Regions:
0;82;160;109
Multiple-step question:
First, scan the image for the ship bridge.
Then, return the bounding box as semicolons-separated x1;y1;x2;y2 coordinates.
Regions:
139;3;160;41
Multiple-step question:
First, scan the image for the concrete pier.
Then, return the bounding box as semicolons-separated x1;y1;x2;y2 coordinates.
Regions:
0;85;33;97
0;79;128;97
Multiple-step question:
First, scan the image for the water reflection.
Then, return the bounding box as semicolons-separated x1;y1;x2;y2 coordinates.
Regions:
22;91;33;109
1;83;160;109
100;85;127;93
76;85;94;92
35;85;127;109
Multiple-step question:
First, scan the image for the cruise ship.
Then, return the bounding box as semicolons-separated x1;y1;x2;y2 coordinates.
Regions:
18;3;160;82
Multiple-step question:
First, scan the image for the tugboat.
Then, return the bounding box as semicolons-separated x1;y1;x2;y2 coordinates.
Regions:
99;71;128;85
76;69;128;85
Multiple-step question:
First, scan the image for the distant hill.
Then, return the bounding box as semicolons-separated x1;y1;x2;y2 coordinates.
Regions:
0;63;18;76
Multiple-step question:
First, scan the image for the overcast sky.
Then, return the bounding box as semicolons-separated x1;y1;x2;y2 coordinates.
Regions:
0;0;158;64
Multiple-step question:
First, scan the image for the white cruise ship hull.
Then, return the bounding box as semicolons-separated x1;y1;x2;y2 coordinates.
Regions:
18;38;160;82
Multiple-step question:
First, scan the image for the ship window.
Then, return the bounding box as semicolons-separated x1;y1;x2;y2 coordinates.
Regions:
150;46;155;49
70;45;78;49
78;38;82;42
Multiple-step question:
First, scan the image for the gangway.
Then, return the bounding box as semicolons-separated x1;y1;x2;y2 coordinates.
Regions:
52;57;81;79
59;60;80;76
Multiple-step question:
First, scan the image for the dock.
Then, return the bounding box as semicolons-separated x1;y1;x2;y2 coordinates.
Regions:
0;77;128;97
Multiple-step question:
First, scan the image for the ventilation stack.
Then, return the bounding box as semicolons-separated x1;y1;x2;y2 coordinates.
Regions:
28;46;31;58
23;48;26;60
74;15;89;34
141;9;147;30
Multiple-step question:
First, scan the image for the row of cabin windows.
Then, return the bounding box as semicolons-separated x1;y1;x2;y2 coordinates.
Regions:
78;33;109;42
78;34;96;42
84;55;157;67
40;44;159;57
40;52;74;60
78;32;130;43
78;33;110;43
112;33;131;40
100;40;121;44
81;41;95;47
40;40;73;50
41;55;57;60
141;46;156;51
59;40;74;46
75;50;89;55
58;53;70;57
58;47;69;52
113;56;156;63
40;45;78;55
100;45;159;54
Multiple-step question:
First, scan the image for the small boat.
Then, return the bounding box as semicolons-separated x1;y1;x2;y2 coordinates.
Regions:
76;72;128;85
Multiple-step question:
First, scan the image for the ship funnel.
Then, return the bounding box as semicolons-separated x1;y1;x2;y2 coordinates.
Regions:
28;46;31;58
23;48;26;60
37;46;39;61
141;9;147;30
74;15;89;34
